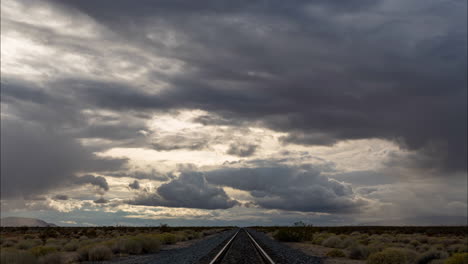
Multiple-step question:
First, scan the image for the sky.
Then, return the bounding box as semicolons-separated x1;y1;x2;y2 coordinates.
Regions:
0;0;467;227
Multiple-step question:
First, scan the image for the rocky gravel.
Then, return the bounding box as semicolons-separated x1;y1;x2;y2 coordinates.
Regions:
246;228;323;264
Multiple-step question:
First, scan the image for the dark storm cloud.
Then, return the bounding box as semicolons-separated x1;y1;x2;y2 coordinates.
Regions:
53;195;69;201
94;197;109;204
73;175;110;192
226;143;257;157
206;166;365;213
50;0;467;172
129;180;140;190
0;118;125;199
129;172;239;209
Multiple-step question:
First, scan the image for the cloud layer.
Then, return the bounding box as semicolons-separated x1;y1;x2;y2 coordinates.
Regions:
0;0;466;226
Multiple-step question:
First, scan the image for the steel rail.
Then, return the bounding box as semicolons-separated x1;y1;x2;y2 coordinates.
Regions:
209;229;240;264
245;229;276;264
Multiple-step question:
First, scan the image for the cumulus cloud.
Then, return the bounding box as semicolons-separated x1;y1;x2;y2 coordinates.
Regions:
73;175;109;193
206;166;366;213
53;195;69;201
129;172;239;209
128;180;140;190
151;134;209;151
226;143;257;157
94;197;109;204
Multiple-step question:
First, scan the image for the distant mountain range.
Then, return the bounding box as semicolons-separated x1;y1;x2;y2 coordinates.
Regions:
0;217;57;227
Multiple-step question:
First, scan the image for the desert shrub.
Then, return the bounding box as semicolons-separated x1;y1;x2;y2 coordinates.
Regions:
326;249;346;258
349;244;370;260
63;240;79;251
448;244;468;254
418;236;429;243
273;228;304;242
79;235;88;241
312;233;332;244
368;242;386;254
444;253;468;264
0;249;38;264
367;248;418;264
417;250;449;264
45;239;63;249
16;239;41;250
442;239;460;247
29;246;57;257
24;234;36;239
339;237;357;249
159;233;178;244
88;245;113;261
117;238;142;254
138;236;161;253
411;240;422;247
38;252;65;264
367;248;408;264
433;244;446;251
3;239;16;247
322;236;342;248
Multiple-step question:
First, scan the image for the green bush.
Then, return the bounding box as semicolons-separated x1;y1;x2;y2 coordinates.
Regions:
29;246;57;257
326;249;346;258
0;249;38;264
339;237;356;249
88;245;113;261
367;248;420;264
349;244;370;260
159;233;178;244
322;236;342;248
63;240;79;251
117;238;142;254
444;253;468;264
16;240;40;250
417;250;449;264
273;229;303;242
312;233;332;244
138;235;161;253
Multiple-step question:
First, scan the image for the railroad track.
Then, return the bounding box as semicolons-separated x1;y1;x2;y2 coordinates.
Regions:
209;228;275;264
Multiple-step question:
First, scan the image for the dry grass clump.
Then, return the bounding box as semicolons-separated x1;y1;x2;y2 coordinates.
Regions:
322;236;342;248
29;246;57;257
416;250;449;264
88;245;113;261
326;249;346;258
367;248;417;264
348;244;370;260
63;239;79;251
159;233;178;244
444;253;468;264
16;239;41;250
